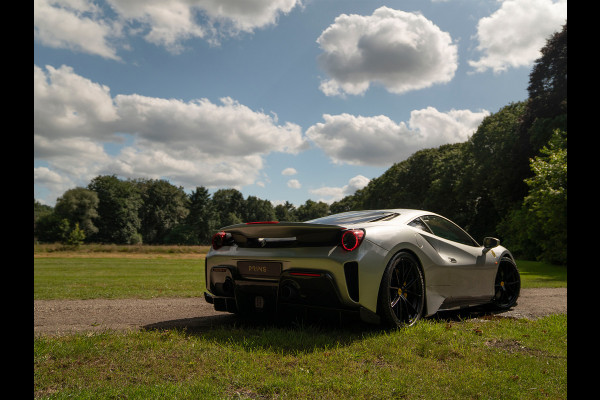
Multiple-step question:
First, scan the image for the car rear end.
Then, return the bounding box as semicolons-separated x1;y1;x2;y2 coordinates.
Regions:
204;221;372;317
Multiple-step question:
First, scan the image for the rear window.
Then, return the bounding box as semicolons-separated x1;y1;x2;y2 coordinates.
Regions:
307;211;398;225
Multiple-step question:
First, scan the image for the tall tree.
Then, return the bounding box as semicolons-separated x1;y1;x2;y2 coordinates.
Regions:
136;179;190;244
183;186;218;244
87;175;143;244
513;23;567;198
295;199;329;221
212;188;245;227
275;201;298;222
243;196;275;222
462;102;527;239
53;187;99;240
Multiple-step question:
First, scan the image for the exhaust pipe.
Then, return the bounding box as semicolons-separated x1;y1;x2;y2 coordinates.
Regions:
279;283;298;301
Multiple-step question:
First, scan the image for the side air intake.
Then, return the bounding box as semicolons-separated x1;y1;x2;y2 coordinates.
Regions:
344;262;359;302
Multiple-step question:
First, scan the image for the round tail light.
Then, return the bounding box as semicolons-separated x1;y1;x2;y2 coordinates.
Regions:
341;229;365;251
212;231;231;250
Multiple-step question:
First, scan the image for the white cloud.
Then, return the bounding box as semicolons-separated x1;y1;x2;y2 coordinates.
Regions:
34;64;307;204
34;0;122;60
306;108;489;166
34;166;77;205
106;0;206;52
113;94;306;156
34;0;302;57
281;167;297;176
310;175;370;203
192;0;301;36
287;179;301;189
34;64;119;140
316;6;457;96
468;0;567;73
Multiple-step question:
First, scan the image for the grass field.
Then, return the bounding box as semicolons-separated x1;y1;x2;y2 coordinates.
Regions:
34;245;567;399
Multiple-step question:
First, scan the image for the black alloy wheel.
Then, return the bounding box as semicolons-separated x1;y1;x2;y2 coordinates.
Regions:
378;251;425;328
491;257;521;309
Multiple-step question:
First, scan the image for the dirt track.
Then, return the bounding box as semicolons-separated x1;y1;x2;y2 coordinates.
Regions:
33;288;566;336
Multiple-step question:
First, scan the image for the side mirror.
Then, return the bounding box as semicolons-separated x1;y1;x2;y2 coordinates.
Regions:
483;237;500;249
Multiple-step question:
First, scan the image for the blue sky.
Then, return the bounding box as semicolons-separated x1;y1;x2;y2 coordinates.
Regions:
34;0;567;207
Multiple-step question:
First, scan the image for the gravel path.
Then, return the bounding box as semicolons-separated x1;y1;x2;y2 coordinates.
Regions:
34;288;566;336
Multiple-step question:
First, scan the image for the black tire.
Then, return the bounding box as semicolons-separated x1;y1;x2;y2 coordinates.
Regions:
490;257;521;310
378;251;425;328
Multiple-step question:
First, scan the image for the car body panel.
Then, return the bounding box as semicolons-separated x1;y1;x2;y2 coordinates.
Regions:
204;209;515;323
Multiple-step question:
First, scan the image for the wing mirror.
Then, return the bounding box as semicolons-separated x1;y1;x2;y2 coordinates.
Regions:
483;237;500;249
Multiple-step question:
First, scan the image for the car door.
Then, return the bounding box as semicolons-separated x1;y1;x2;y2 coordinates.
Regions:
410;215;495;306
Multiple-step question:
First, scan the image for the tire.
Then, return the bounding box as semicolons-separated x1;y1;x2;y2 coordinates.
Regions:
490;257;521;310
378;251;425;328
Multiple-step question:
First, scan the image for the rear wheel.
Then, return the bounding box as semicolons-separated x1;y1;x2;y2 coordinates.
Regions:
490;257;521;310
378;251;425;328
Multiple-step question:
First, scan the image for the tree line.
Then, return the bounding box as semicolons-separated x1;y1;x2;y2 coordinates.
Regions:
34;24;566;264
34;180;330;246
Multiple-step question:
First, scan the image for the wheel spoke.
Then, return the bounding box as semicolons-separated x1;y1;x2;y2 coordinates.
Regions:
400;295;417;316
391;295;401;309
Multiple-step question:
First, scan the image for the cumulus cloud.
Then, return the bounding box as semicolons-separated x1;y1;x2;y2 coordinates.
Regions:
281;167;297;176
287;179;302;189
310;175;370;203
34;0;302;57
34;64;119;140
468;0;567;73
113;94;306;156
306;108;489;166
34;64;307;203
191;0;300;36
316;6;457;96
34;0;122;60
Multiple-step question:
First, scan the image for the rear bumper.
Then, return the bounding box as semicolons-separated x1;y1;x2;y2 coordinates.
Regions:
204;268;351;313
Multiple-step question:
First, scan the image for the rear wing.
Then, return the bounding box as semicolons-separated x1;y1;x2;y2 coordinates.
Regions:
219;222;346;247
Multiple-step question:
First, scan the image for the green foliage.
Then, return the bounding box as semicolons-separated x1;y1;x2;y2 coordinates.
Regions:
500;130;566;264
54;187;99;239
275;201;298;222
295;199;330;221
87;175;143;244
34;198;53;222
185;186;218;244
66;222;86;246
136;179;190;244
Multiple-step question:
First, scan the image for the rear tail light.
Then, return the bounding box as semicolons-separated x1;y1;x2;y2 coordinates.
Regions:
341;229;365;251
212;231;232;250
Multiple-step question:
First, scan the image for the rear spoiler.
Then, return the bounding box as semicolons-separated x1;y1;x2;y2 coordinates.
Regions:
220;222;345;247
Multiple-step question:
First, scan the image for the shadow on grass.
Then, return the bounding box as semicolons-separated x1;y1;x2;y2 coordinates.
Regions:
141;305;517;353
142;308;386;353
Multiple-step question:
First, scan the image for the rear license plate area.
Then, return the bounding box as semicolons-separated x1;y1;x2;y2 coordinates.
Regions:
238;261;282;278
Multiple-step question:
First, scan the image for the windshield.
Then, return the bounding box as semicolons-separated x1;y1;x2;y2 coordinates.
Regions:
306;211;398;225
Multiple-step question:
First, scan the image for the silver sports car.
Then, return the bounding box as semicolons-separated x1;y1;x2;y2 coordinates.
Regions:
204;209;520;327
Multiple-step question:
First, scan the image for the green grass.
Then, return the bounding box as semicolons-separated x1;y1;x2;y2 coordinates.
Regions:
34;257;206;300
34;314;567;399
516;260;567;288
34;250;567;399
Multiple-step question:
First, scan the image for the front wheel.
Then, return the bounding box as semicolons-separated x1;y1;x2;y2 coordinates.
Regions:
490;257;521;310
378;251;425;328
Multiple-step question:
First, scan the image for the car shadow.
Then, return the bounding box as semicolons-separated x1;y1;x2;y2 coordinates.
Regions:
142;308;384;353
141;304;518;354
143;308;377;334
